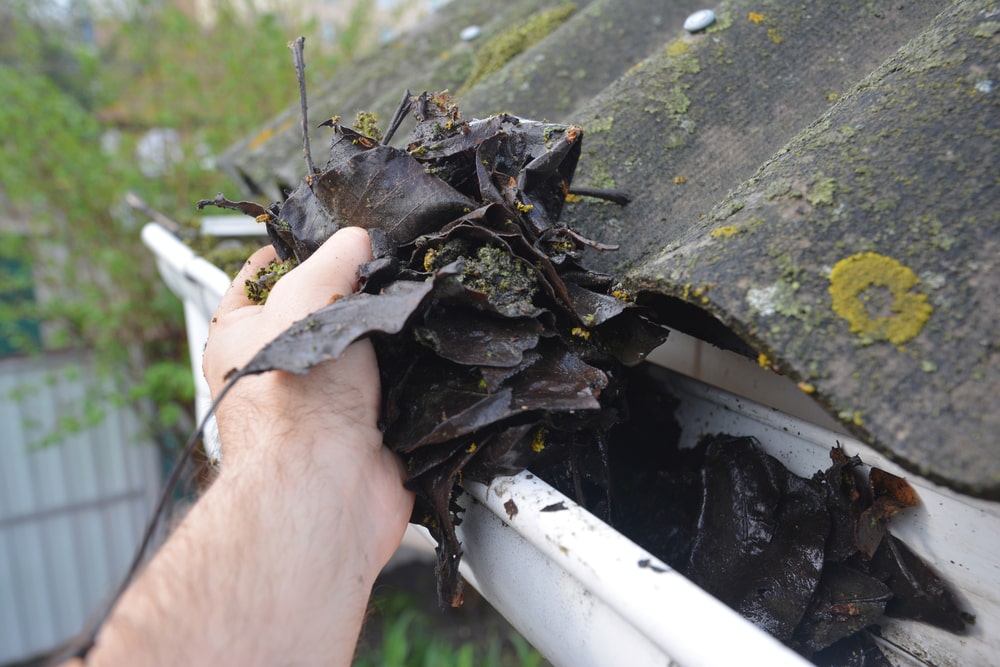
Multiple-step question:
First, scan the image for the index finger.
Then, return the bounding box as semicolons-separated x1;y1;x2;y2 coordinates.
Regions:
214;244;278;319
264;227;372;323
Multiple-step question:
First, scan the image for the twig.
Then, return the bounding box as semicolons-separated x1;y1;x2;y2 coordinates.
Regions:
289;36;316;175
382;89;413;145
125;191;183;234
567;186;632;206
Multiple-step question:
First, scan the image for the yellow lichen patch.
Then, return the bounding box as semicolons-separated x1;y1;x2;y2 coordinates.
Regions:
828;252;932;345
564;193;583;203
767;28;783;44
422;247;437;272
247;117;296;151
611;288;631;301
571;326;591;340
797;381;816;395
710;224;741;238
666;39;690;57
757;352;772;369
748;12;765;24
531;427;548;453
674;175;687;185
466;443;478;454
247;127;274;151
516;201;535;213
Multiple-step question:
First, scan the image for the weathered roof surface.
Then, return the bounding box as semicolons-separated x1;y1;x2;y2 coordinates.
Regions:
218;0;1000;499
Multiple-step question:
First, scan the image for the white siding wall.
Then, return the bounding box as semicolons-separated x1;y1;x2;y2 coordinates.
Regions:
0;352;162;663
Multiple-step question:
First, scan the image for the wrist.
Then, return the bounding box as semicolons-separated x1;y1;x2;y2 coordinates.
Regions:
217;421;408;573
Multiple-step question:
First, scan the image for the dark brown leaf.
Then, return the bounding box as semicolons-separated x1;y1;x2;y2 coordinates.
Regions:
413;307;541;368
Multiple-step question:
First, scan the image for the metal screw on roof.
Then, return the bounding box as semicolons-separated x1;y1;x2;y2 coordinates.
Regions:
683;9;716;33
460;25;481;41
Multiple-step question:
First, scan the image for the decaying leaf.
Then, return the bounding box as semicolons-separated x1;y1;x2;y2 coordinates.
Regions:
856;467;920;559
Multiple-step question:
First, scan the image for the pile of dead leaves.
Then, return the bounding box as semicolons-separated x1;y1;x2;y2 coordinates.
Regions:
597;364;971;665
199;91;667;606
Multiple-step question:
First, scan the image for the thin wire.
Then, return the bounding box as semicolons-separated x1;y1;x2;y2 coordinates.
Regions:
71;378;242;659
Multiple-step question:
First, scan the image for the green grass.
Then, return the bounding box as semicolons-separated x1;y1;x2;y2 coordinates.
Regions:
353;575;549;667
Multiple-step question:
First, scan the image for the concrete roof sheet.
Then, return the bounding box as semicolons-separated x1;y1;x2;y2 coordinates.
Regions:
217;0;1000;499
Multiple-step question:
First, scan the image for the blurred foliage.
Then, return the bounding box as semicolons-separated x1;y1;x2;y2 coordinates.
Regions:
355;587;549;667
0;0;377;451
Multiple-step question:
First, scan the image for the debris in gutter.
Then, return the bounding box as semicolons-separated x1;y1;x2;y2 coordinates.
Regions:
540;501;568;512
542;363;972;666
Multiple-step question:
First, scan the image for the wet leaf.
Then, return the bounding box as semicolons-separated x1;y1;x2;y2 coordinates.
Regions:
684;436;830;641
811;631;893;667
793;563;892;653
856;467;920;559
312;143;477;247
413;307;541;368
235;268;453;378
813;447;866;562
862;534;969;633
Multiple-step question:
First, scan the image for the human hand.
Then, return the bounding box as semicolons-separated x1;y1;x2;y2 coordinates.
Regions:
203;226;414;571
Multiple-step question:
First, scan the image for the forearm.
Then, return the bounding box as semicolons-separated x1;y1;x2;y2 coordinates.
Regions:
77;230;414;666
87;429;388;666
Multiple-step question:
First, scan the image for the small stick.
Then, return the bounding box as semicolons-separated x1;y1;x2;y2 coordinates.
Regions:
567;186;631;206
289;36;316;175
125;191;183;234
382;88;413;145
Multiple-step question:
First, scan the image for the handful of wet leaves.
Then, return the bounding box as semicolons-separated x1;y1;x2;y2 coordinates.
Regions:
199;90;668;607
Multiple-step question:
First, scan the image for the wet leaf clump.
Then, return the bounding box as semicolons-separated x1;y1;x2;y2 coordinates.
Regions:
584;364;972;665
199;91;668;607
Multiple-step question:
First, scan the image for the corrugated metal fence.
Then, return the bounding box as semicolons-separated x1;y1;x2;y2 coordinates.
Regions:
0;352;162;664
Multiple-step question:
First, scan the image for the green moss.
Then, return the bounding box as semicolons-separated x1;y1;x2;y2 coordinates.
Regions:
460;245;538;316
587;161;616;190
586;115;614;134
807;176;837;206
764;179;791;200
353;110;383;142
972;22;1000;38
641;50;701;120
706;11;734;33
461;4;577;91
246;258;299;305
665;39;690;57
711;198;744;221
828;252;932;345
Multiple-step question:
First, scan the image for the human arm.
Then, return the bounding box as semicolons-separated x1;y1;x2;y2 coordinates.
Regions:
79;227;414;666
